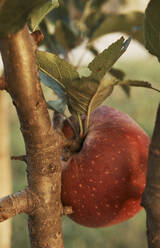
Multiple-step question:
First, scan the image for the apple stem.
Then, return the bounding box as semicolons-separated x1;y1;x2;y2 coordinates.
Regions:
64;115;79;138
53;111;79;138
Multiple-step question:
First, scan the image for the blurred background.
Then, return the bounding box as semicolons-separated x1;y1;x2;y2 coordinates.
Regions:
0;0;160;247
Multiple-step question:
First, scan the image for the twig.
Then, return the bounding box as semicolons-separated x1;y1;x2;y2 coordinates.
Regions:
62;206;73;215
11;155;27;162
31;30;44;46
0;189;34;222
142;103;160;248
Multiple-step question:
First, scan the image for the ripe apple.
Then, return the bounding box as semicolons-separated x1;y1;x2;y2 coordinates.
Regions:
61;106;150;227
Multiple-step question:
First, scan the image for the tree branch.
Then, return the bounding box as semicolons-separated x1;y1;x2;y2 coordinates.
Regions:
31;30;44;46
0;25;65;248
0;189;34;222
0;75;7;90
142;103;160;248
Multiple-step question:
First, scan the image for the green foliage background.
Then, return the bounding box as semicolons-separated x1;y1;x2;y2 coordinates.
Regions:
11;57;160;248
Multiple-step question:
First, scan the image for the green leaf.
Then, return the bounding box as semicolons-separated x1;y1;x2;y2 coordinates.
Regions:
36;50;79;87
144;0;160;60
91;0;109;8
88;37;130;81
109;68;130;97
39;70;65;98
85;74;116;131
54;20;76;50
77;67;92;78
66;78;98;115
109;68;125;81
47;99;67;113
0;0;51;36
29;0;59;31
120;85;131;97
90;11;144;45
67;74;117;118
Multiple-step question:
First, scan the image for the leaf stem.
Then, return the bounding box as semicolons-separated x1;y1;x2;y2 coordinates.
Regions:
151;86;160;93
77;114;84;138
84;113;90;136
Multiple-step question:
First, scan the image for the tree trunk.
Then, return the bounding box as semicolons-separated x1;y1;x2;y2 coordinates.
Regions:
0;25;66;248
0;91;12;248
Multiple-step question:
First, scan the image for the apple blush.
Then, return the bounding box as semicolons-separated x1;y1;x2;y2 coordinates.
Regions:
61;106;150;228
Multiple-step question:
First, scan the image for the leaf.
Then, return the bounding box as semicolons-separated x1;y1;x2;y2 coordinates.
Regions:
37;43;130;123
47;99;66;113
0;0;51;36
85;74;116;131
144;0;160;60
90;11;144;45
109;68;130;97
88;37;130;81
39;70;65;98
36;50;79;87
54;20;76;50
29;0;59;31
120;85;131;97
67;73;117;118
109;68;125;81
91;0;109;8
66;78;98;115
77;67;92;78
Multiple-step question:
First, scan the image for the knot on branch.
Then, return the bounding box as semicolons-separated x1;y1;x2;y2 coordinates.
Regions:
62;206;73;216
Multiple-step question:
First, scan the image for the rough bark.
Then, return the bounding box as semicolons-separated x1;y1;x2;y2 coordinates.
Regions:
0;25;65;248
142;103;160;248
0;189;33;222
0;91;12;248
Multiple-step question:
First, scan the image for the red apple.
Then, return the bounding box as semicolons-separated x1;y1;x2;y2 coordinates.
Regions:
61;106;150;227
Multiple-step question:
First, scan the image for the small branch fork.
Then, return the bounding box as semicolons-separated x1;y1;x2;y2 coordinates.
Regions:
0;189;73;223
142;103;160;248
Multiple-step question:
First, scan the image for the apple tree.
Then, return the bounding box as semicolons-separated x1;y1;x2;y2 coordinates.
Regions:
0;0;159;248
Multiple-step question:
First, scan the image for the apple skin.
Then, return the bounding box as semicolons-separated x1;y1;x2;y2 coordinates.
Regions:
61;106;150;228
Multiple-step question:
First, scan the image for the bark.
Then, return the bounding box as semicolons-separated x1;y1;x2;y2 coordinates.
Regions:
0;76;6;90
142;103;160;248
0;25;65;248
0;91;12;248
0;189;34;222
